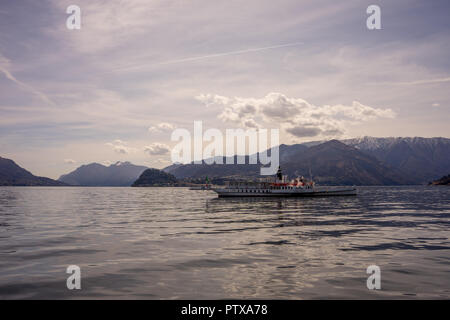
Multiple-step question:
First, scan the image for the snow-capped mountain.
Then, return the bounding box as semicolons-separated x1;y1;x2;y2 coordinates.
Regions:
341;137;450;183
342;136;448;151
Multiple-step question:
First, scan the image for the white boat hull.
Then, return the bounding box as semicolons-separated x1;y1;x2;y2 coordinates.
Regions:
213;187;357;197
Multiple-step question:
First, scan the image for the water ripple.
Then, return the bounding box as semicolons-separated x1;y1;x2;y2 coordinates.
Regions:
0;186;449;299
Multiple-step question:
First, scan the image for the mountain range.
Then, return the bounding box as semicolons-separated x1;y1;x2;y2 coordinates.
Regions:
164;140;414;185
1;137;449;186
58;162;148;186
164;137;450;185
342;137;450;183
0;157;66;186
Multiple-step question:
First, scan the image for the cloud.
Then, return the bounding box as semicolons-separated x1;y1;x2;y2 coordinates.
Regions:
285;126;322;138
106;140;136;154
243;118;260;129
432;103;440;107
197;92;396;139
144;143;170;155
154;158;171;164
148;122;176;133
64;158;76;164
196;94;231;107
102;160;113;166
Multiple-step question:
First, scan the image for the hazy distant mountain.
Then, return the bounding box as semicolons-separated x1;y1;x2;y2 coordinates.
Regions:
132;168;177;187
59;161;148;186
165;140;415;185
0;157;66;186
162;162;183;174
342;137;450;183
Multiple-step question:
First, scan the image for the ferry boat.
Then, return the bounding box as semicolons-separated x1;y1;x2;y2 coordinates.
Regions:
212;166;356;197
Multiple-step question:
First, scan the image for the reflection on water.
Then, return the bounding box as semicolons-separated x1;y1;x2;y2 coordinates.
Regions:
0;186;449;299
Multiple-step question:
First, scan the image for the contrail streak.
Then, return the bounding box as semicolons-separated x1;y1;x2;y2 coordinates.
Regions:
396;77;450;85
158;41;304;65
372;77;450;86
0;66;55;106
107;41;304;74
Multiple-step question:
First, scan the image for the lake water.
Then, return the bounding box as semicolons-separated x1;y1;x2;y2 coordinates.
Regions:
0;186;449;299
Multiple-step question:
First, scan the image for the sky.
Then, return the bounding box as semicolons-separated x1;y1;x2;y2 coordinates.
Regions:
0;0;449;178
